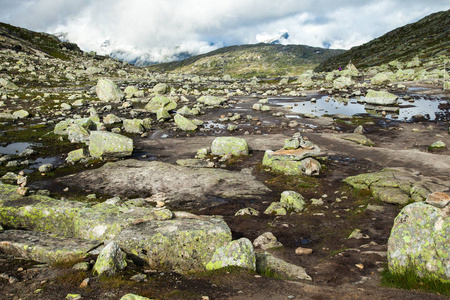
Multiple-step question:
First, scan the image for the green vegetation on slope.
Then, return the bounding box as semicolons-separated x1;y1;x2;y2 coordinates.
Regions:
148;43;344;78
0;22;81;60
315;9;450;72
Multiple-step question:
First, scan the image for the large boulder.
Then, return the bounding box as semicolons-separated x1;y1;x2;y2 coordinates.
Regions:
57;160;271;209
88;131;133;158
0;183;232;274
344;168;449;204
387;201;449;282
206;238;256;271
197;96;225;106
96;78;124;102
363;90;398;105
211;137;249;156
333;76;354;89
174;114;198;131
93;241;127;276
145;95;177;113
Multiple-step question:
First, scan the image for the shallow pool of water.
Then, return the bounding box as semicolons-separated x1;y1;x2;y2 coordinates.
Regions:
0;142;35;155
272;96;450;121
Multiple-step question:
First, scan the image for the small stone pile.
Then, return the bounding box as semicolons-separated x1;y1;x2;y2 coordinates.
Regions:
262;133;321;176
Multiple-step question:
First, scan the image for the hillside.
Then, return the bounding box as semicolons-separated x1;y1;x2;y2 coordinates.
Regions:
147;43;345;78
0;22;83;60
315;9;450;72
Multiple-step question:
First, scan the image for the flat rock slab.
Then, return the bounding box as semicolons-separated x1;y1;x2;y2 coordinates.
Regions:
0;230;101;264
57;160;271;208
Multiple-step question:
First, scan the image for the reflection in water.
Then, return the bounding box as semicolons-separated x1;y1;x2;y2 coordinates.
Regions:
272;95;450;121
0;142;34;155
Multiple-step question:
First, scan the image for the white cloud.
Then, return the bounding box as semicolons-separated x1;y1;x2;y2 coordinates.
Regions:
1;0;449;62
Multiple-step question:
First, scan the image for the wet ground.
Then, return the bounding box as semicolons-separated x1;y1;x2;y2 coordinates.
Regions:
1;82;449;299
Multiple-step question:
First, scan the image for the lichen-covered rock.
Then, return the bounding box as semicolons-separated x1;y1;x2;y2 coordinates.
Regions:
12;110;29;119
123;119;145;134
264;202;287;215
89;131;133;158
67;124;90;143
174;114;197;131
124;85;139;98
38;163;54;173
116;217;231;273
430;140;446;149
262;150;321;176
344;168;449;204
96;78;124;102
66;148;88;164
364;90;398;105
371;72;391;85
152;83;168;94
93;241;127;276
144;95;177;113
256;252;311;281
340;133;374;146
235;207;259;217
0;78;19;90
387;202;450;281
253;232;283;250
280;191;305;212
103;114;122;125
206;238;256;271
0;229;100;264
197;96;225;106
120;294;153;300
333;76;354;89
211;137;249;156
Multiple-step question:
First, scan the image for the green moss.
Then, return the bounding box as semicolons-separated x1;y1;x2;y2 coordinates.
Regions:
381;267;450;296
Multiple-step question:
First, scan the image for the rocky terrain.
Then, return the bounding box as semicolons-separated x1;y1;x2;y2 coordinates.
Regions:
0;18;449;300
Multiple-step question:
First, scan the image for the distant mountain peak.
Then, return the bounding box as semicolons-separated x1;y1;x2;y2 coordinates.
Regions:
264;32;289;44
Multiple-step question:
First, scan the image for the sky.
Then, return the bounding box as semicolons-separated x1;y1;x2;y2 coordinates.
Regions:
1;0;449;63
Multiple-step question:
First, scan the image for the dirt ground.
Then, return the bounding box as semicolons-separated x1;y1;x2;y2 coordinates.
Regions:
1;84;449;299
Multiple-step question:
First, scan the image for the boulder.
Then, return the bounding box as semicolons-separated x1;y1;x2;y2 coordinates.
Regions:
197;96;225;106
206;238;256;271
256;252;311;281
262;150;321;176
67;124;90;143
253;232;283;250
333;76;354;89
144;95;177;113
124;85;139;98
387;201;449;282
93;241;127;276
12;110;29;119
174;114;198;131
88;131;133;158
57;160;271;209
211;137;249;156
66;148;88;164
280;191;306;212
0;183;232;274
152;83;168;94
344;168;449;204
0;78;19;90
340;133;374;146
103;114;122;125
123;119;145;134
120;295;152;300
364;90;398;105
371;72;391;85
96;78;124;102
264;202;287;215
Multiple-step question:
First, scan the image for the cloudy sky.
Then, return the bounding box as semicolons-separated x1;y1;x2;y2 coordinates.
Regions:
1;0;449;62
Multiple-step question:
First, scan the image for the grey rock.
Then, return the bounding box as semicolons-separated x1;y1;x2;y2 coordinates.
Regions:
88;131;133;158
96;78;124;102
211;137;249;156
256;252;311;281
253;232;283;250
93;241;127;276
206;238;256;271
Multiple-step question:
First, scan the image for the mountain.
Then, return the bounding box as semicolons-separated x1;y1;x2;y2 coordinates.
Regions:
315;9;450;72
147;43;344;78
0;22;82;60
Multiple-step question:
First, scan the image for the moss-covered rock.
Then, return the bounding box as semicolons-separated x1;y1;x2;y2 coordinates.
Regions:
88;131;133;159
206;238;255;271
197;96;225;106
280;190;306;212
387;202;450;282
262;150;321;176
211;137;249;156
264;202;287;215
66;148;88;164
123;119;145;134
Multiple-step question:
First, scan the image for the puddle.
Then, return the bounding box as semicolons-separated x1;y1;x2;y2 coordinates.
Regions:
0;142;35;155
273;96;450;121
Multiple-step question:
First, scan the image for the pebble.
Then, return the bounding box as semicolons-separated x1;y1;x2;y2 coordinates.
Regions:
295;247;313;255
79;277;90;288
